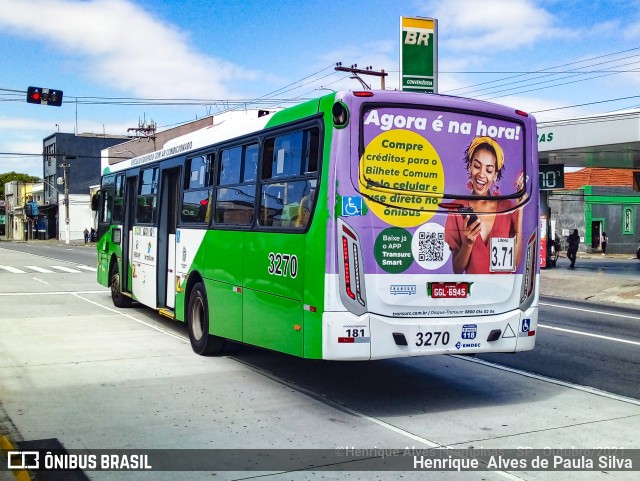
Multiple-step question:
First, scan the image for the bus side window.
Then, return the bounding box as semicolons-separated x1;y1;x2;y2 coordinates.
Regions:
214;144;257;226
136;167;158;224
280;180;312;227
181;155;210;224
101;191;112;223
294;182;316;228
259;126;319;230
112;174;125;223
100;175;115;224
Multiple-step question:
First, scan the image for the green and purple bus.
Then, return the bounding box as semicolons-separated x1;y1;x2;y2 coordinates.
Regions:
95;90;539;360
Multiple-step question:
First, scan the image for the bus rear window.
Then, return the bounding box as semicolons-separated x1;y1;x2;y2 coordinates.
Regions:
359;106;527;210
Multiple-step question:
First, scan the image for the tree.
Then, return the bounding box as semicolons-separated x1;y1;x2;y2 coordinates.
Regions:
0;172;41;197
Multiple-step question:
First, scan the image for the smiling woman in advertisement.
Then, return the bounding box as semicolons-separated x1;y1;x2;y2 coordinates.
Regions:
445;136;526;274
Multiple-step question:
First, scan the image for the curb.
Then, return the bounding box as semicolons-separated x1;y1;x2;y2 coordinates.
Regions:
0;436;31;481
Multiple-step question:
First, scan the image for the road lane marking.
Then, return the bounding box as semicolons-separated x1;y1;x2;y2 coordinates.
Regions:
457;356;640;406
230;355;444;446
538;323;640;346
231;361;523;480
50;266;82;273
32;277;50;285
56;290;640;477
70;292;189;344
25;266;54;273
0;291;106;296
70;293;463;458
75;265;97;272
0;265;26;274
540;301;640;321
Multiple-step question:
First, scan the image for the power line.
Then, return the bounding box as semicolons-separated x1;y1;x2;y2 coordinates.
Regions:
441;45;640;95
480;61;640;101
472;56;640;99
531;95;640;114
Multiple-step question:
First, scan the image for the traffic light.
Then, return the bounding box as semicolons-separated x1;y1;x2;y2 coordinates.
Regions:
26;86;63;107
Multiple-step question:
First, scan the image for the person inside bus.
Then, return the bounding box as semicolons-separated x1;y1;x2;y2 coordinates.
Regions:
444;136;525;274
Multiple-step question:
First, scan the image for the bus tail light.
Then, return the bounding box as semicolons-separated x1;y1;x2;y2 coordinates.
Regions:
520;231;537;307
338;219;367;314
342;236;356;300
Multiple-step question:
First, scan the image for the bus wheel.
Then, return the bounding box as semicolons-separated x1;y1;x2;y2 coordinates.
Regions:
188;282;225;355
110;263;132;308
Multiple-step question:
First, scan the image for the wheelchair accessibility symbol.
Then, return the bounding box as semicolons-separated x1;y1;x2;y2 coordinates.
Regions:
342;196;363;217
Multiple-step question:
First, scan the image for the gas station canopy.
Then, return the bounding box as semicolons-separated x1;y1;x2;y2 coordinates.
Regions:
537;111;640;169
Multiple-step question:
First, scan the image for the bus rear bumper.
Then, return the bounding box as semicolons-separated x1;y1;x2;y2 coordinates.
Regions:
322;306;538;360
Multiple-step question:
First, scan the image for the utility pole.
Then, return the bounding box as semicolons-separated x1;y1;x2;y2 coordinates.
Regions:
335;63;388;90
59;155;77;245
61;157;70;245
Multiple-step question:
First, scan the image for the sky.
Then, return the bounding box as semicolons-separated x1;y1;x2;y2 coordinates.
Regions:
3;0;640;177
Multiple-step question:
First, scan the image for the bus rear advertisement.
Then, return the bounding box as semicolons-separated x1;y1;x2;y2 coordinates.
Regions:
95;90;539;360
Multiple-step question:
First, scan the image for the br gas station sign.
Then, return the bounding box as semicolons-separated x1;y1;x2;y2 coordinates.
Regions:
400;17;438;93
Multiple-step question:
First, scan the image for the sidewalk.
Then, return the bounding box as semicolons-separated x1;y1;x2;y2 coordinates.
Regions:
540;252;640;307
0;237;96;248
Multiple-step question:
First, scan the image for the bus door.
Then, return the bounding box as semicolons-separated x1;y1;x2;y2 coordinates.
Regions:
121;176;137;294
158;168;180;309
243;144;317;356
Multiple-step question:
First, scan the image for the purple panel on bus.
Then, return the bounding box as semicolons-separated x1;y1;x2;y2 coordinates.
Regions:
329;91;538;276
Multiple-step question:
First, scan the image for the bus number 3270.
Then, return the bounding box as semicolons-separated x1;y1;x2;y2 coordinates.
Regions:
267;252;299;278
415;331;450;347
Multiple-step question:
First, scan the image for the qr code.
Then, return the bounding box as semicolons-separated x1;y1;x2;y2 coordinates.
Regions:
418;231;444;262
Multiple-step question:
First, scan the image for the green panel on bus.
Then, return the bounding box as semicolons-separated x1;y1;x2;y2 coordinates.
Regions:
242;288;303;357
265;98;323;129
205;278;243;341
201;230;244;285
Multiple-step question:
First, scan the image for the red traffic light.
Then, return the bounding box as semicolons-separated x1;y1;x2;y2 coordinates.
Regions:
27;87;42;104
26;86;63;106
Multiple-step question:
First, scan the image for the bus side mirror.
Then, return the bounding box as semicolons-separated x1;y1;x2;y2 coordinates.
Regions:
91;192;100;212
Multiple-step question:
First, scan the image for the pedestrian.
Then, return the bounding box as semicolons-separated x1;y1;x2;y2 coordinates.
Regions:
566;228;580;268
601;232;608;255
83;227;89;245
90;227;96;242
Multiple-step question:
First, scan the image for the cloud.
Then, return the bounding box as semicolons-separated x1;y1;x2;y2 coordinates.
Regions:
0;117;54;177
0;117;60;132
419;0;562;52
0;0;258;98
0;115;137;177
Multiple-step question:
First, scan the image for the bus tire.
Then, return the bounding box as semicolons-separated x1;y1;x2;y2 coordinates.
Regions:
110;262;132;308
187;282;225;355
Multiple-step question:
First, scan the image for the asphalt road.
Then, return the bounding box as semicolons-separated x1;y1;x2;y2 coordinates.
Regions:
1;241;639;481
1;240;638;399
0;240;98;266
479;297;640;399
